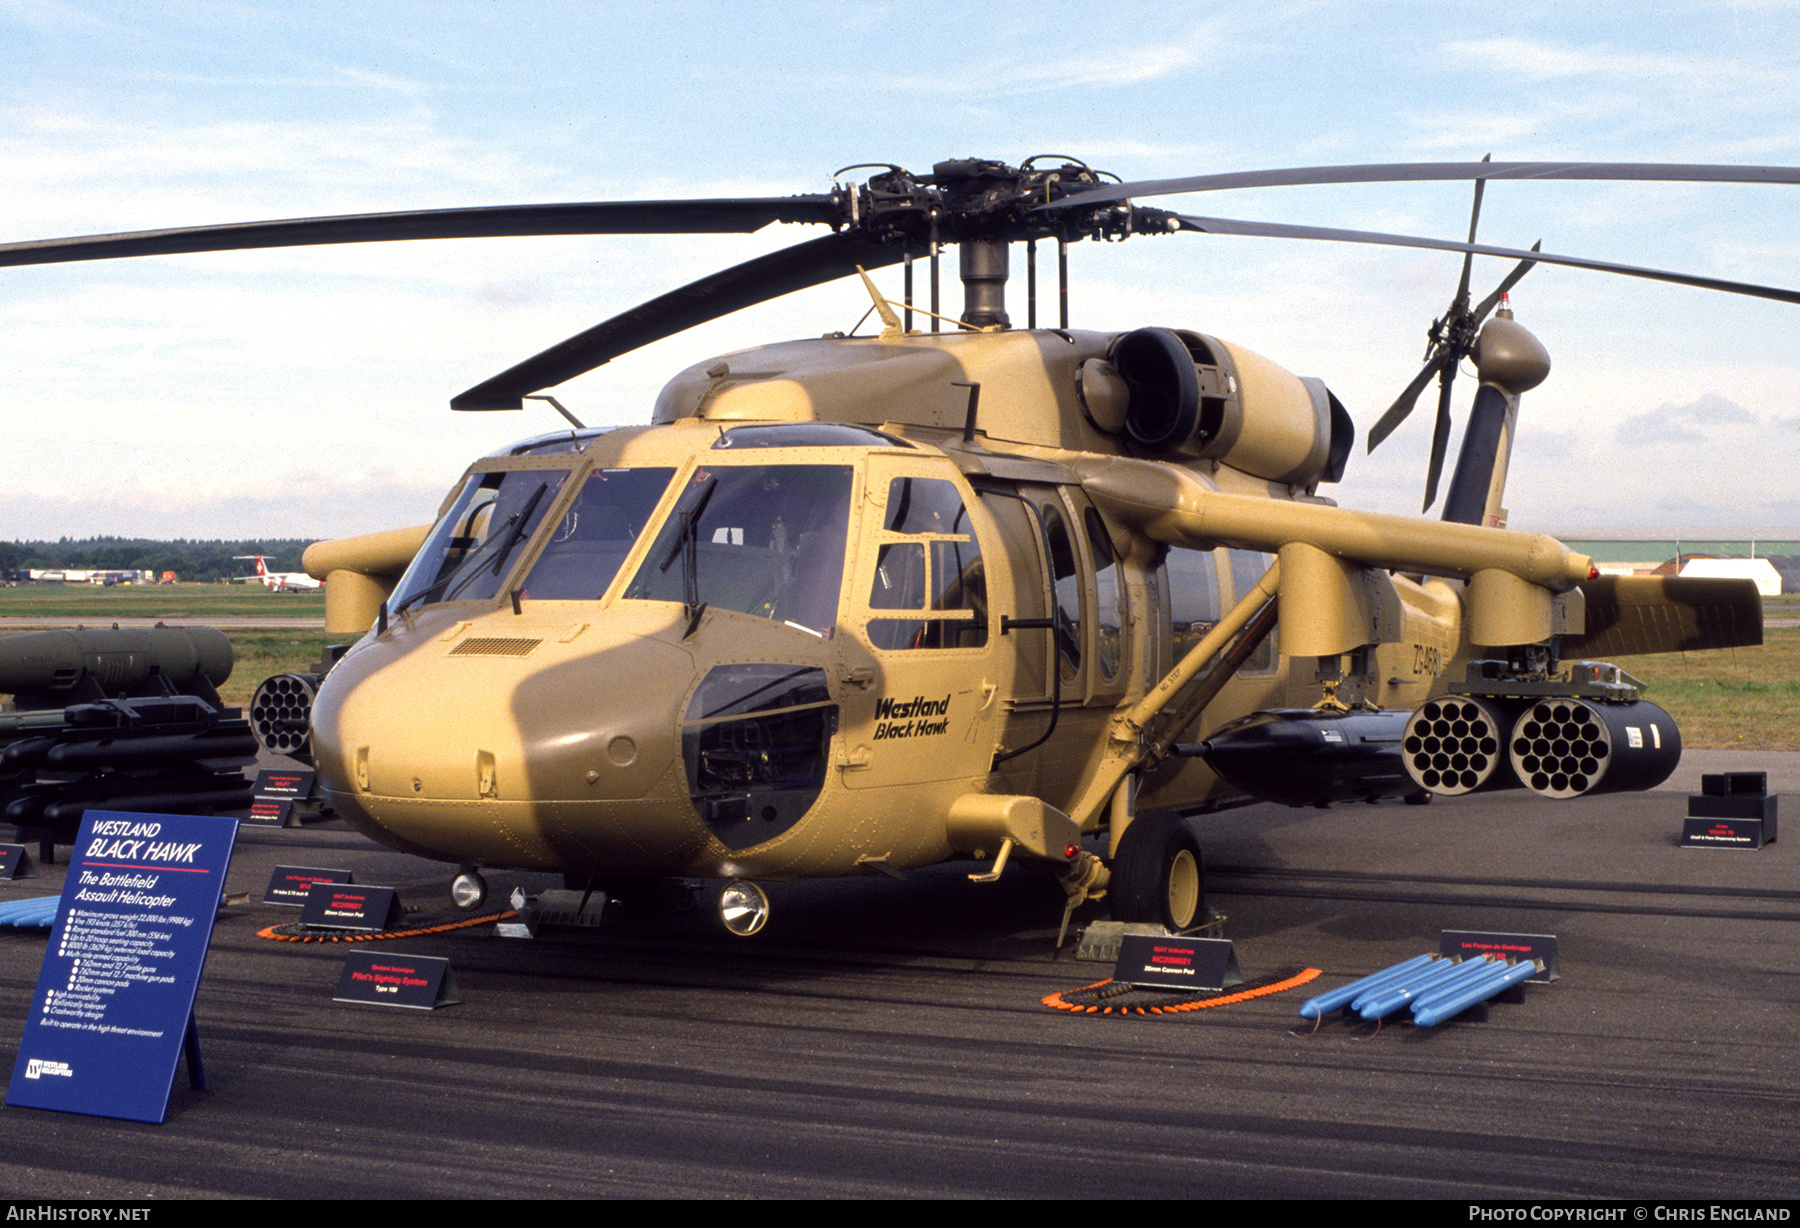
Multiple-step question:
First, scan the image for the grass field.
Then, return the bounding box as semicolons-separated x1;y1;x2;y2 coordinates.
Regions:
1;585;1794;747
0;583;324;621
0;583;332;705
1615;626;1800;751
216;630;350;705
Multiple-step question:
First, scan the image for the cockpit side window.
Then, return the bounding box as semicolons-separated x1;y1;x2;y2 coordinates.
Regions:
864;477;987;651
390;467;570;612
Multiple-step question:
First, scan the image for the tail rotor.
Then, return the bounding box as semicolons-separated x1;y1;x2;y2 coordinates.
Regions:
1366;156;1540;512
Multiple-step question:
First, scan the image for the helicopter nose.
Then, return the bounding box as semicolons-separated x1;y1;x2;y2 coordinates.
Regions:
310;620;704;870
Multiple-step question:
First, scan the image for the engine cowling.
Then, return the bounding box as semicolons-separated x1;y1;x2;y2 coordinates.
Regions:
1107;326;1354;488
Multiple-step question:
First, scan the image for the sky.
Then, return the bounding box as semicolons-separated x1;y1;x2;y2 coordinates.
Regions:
2;0;1798;543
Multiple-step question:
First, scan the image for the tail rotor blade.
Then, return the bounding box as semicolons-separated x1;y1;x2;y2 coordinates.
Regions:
1422;363;1459;511
1368;349;1451;452
1374;240;1542;462
1452;155;1492;313
1471;243;1542;322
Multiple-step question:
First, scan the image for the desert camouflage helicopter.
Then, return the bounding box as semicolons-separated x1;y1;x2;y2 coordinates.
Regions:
2;157;1783;936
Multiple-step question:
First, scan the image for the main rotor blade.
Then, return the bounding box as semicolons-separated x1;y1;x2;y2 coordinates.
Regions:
0;198;840;268
1168;213;1800;305
1368;349;1452;452
450;230;906;411
1049;161;1800;210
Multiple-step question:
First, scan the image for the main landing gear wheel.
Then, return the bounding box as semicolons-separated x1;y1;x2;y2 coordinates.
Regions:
1109;812;1206;931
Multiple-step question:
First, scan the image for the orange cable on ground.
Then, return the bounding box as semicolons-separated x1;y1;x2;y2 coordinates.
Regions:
257;910;517;943
1043;967;1321;1016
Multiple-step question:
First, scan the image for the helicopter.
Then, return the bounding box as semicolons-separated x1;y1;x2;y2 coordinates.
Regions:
0;156;1781;936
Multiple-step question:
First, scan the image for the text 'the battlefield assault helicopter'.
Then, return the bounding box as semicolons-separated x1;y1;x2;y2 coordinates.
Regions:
2;157;1783;936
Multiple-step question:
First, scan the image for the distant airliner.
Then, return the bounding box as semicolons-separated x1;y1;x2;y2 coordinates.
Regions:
233;555;322;592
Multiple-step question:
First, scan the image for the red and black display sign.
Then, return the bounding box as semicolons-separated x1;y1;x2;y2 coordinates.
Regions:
1114;934;1240;992
1440;930;1559;983
299;882;400;932
264;865;351;906
246;770;316;827
333;952;461;1010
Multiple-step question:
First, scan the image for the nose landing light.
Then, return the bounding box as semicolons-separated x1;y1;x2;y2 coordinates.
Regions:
451;868;488;910
719;881;770;936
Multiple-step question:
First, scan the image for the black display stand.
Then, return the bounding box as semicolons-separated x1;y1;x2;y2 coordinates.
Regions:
1683;771;1777;849
0;845;37;879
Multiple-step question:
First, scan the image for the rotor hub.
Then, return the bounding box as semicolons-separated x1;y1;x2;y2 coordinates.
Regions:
841;157;1145;249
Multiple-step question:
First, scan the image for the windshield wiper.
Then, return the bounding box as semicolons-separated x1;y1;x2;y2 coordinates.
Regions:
658;473;717;638
396;482;551;615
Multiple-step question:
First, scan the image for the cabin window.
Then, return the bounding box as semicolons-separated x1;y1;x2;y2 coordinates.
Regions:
1044;505;1082;679
865;477;987;650
1165;546;1223;664
1085;508;1126;680
1227;548;1280;673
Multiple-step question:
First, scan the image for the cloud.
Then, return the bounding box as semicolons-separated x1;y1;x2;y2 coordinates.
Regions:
1614;392;1758;445
0;470;448;540
857;26;1223;99
1528;427;1580;451
1682;391;1757;423
0;0;133;37
133;66;434;100
1443;35;1791;89
1615;412;1701;446
0;110;563;232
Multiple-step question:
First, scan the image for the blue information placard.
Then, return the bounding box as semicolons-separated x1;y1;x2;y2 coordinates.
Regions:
5;810;238;1124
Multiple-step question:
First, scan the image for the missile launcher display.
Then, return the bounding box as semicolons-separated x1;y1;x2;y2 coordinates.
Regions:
0;627;255;846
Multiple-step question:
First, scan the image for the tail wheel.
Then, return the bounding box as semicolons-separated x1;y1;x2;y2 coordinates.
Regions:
1110;811;1207;931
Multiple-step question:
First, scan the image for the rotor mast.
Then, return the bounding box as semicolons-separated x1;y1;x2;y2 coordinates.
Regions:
958;238;1010;329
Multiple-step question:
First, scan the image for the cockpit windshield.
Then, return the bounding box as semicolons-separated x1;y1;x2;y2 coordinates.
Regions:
624;465;853;637
520;467;676;599
389;468;569;612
